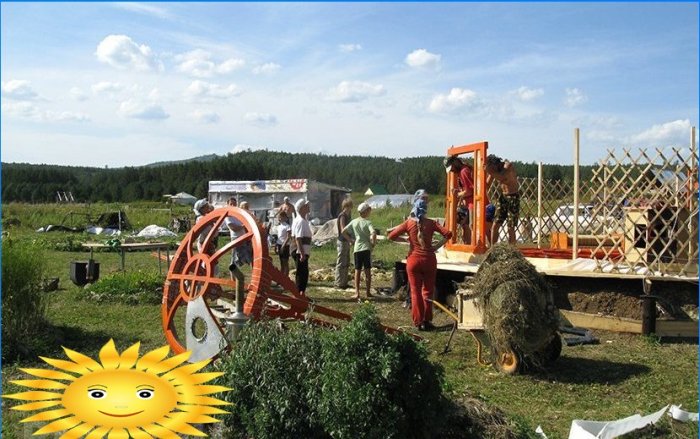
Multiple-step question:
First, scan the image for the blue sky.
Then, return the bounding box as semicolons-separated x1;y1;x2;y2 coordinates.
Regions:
1;2;698;167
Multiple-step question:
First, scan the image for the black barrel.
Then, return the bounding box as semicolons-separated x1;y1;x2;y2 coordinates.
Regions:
70;261;100;286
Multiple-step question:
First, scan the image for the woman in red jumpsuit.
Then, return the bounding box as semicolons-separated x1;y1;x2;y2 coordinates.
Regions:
388;190;452;331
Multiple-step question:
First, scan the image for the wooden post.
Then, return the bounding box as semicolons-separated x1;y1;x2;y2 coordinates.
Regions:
641;278;656;335
573;128;580;260
537;162;543;248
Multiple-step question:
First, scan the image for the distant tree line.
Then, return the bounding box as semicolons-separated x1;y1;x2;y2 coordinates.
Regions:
1;150;594;203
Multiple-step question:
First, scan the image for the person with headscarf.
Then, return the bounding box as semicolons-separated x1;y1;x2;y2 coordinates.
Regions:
387;190;452;331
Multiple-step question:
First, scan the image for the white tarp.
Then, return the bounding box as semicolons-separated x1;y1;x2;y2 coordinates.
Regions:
568;405;668;439
136;225;177;238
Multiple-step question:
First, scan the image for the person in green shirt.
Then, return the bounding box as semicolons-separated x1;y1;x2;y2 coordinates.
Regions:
342;202;377;301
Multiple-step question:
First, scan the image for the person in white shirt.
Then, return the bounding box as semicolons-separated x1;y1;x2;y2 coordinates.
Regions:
291;199;313;295
224;197;253;270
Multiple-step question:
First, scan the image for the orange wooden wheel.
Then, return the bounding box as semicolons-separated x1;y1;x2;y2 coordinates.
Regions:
161;206;270;361
495;349;521;375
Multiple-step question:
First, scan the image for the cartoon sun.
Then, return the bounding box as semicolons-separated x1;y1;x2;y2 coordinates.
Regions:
3;339;231;438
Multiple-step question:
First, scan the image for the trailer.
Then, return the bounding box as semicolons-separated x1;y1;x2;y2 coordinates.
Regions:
208;179;351;222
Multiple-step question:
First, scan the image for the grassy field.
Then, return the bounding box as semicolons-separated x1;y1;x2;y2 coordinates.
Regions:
1;202;698;438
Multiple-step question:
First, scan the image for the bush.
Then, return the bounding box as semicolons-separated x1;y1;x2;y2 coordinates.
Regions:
316;305;444;439
215;306;446;439
1;239;48;361
82;270;164;305
216;321;327;439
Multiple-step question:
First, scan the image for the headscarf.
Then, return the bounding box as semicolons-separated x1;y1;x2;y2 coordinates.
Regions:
413;189;427;202
410;198;427;222
193;198;210;216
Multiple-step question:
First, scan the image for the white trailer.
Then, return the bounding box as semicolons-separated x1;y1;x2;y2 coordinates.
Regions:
208;179;351;222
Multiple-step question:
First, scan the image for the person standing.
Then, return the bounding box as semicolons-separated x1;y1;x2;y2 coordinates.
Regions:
342;202;377;301
484;154;519;245
280;196;297;218
444;155;474;244
224;197;253;270
388;190;452;331
291;199;313;295
276;210;292;276
334;198;353;289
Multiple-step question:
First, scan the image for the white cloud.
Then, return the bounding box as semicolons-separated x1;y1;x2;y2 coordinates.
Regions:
252;63;281;75
2;80;39;100
231;143;267;154
513;86;544;102
191;109;221;124
565;88;587;107
176;49;245;78
112;3;173;20
118;99;169;120
184;80;240;101
339;43;362;53
69;87;88;101
2;102;90;122
405;49;441;69
629;119;692;145
91;81;124;95
95;35;162;72
326;80;386;103
244;112;278;127
428;88;479;113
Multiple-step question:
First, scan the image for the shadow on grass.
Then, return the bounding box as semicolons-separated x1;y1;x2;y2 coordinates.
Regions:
537;356;651;385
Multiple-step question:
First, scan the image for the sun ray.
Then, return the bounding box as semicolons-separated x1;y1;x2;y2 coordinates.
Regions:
107;427;129;439
59;422;95;439
63;347;104;372
99;340;121;370
126;427;154;439
20;408;71;423
161;360;211;383
10;400;62;411
142;423;180;439
178;371;225;385
40;357;92;375
166;410;220;424
117;343;141;369
3;390;62;401
10;379;67;390
34;416;81;435
85;426;110;439
176;394;231;406
182;384;232;396
19;368;76;381
175;404;229;415
135;345;170;371
158;415;207;436
144;351;191;375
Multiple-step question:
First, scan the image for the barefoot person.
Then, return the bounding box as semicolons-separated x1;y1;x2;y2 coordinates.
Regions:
485;154;520;245
342;202;377;301
444;155;474;244
388;190;452;331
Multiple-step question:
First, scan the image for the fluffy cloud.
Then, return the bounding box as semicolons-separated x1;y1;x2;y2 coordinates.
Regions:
118;99;169;120
513;86;544;102
191;109;221;124
339;43;362;53
2;80;39;100
252;63;281;75
176;49;245;77
405;49;441;69
95;35;162;71
428;88;479;113
630;119;691;145
244;112;278;127
69;87;88;101
565;88;587;107
184;80;240;101
2;102;90;122
326;81;386;103
91;81;124;95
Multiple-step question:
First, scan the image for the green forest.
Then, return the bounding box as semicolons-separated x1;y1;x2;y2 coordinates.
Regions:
1;150;593;203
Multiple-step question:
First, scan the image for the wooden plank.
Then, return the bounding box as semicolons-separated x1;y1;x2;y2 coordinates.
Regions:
560;310;642;334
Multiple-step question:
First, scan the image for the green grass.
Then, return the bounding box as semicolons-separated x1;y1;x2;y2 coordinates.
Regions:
1;203;697;438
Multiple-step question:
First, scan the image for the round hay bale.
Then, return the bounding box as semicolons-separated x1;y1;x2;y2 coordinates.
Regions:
473;244;559;368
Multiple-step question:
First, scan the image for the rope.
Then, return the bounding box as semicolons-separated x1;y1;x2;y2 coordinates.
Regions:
469;330;492;366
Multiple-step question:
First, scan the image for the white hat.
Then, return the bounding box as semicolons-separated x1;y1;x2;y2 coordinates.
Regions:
358;202;371;213
294;199;309;212
193;198;210;215
283;196;290;202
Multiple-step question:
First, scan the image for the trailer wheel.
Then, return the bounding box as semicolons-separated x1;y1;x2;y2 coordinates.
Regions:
495;349;521;375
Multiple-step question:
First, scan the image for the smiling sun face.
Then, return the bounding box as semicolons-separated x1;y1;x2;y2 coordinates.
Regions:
3;340;231;437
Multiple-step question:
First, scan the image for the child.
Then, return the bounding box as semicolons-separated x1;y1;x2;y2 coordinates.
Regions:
276;211;291;276
342;202;377;301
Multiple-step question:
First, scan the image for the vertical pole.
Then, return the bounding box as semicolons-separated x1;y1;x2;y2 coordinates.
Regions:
537;162;543;248
689;127;697;260
573;128;580;260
